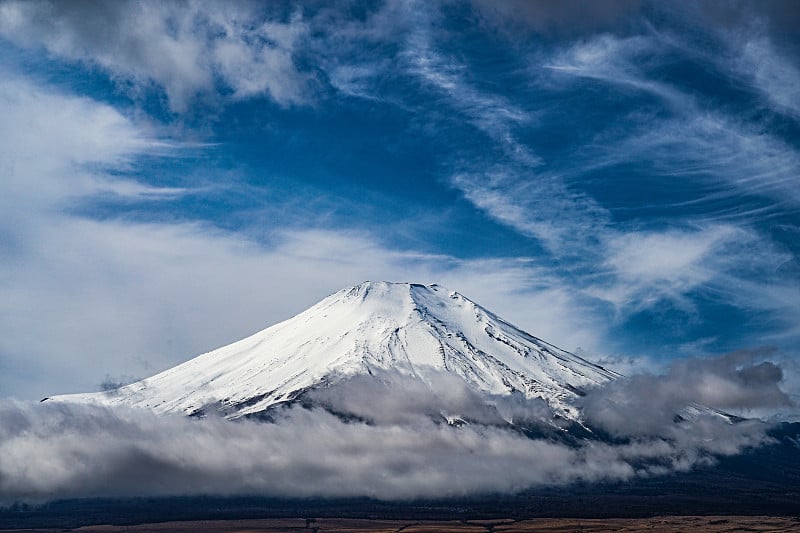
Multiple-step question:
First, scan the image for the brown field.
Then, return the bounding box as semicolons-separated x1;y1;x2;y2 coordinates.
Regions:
4;516;800;532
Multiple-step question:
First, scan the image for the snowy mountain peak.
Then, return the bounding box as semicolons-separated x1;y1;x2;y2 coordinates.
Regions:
49;281;620;421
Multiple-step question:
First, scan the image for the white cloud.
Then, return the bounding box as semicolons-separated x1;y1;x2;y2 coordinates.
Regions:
450;169;609;256
541;33;688;107
0;72;178;235
0;365;777;502
587;224;798;329
365;2;543;166
595;225;738;311
0;1;309;112
734;37;800;119
607;229;723;282
406;43;539;166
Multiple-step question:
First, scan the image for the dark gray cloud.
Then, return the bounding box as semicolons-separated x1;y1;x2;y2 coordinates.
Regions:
0;362;787;503
690;0;800;39
470;0;642;37
99;374;140;392
471;0;800;42
580;349;794;436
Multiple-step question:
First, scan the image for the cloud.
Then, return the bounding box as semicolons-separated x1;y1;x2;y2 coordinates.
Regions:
308;370;511;427
588;113;800;207
604;228;729;289
471;0;642;37
399;10;539;167
0;0;309;112
687;0;800;38
393;7;612;261
0;362;780;503
450;169;609;257
541;31;800;206
541;33;686;105
592;225;780;313
735;37;800;119
581;349;795;434
0;75;160;207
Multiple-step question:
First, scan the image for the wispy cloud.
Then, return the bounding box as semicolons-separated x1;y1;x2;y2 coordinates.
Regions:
450;169;609;257
736;37;800;119
542;33;688;107
587;113;800;207
590;225;788;314
549;31;800;203
399;7;539;166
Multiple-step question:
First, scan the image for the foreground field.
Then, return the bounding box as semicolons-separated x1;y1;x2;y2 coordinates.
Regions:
5;516;800;532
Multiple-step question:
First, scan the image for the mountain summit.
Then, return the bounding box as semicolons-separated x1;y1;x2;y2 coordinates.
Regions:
49;282;619;420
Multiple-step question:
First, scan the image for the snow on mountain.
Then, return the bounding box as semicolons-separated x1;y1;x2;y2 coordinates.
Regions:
48;281;620;420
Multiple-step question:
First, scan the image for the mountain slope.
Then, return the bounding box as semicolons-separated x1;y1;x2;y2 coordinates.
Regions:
48;282;619;420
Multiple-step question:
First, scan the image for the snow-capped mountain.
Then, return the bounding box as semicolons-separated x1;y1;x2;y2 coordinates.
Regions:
48;282;619;421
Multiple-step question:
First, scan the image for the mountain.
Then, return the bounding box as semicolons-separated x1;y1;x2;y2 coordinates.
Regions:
47;281;619;421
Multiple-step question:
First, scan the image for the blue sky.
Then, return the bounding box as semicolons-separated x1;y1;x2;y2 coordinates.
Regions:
0;0;798;401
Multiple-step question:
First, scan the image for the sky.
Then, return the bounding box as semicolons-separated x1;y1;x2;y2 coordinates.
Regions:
1;0;799;403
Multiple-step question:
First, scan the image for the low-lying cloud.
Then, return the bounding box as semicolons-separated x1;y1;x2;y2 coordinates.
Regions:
581;348;795;435
2;354;791;504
